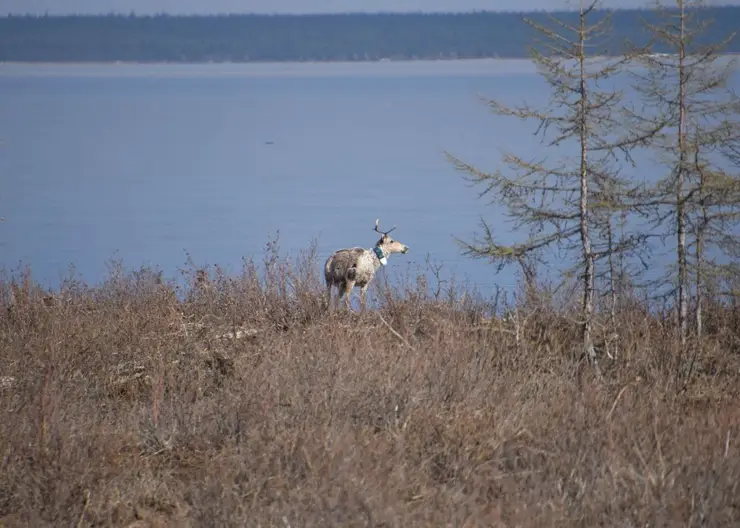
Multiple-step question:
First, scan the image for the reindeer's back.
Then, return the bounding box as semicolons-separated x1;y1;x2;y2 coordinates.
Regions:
325;247;367;284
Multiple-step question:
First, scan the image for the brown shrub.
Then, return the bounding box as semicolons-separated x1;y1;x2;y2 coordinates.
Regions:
1;244;739;527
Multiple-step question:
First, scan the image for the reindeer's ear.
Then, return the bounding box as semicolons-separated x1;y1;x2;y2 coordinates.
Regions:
375;219;380;230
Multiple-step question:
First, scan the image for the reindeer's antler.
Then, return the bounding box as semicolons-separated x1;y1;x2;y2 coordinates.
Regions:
374;218;397;236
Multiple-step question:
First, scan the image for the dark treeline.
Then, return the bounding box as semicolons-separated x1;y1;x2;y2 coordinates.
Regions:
1;7;740;62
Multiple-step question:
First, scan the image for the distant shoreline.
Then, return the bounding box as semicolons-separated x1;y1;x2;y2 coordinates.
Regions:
0;58;543;78
2;53;738;67
0;57;527;66
3;8;739;64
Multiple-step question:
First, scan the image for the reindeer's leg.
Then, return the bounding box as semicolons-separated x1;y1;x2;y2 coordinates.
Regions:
337;282;346;309
343;280;355;311
360;284;369;313
326;282;334;312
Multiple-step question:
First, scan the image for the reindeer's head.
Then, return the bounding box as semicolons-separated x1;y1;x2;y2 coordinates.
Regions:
373;219;409;255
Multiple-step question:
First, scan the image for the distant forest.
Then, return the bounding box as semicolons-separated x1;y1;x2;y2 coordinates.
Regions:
1;7;739;63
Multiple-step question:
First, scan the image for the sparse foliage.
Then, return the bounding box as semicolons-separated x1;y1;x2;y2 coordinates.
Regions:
626;0;740;343
447;0;644;369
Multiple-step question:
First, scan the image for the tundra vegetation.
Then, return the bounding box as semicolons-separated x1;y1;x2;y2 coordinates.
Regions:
2;1;740;526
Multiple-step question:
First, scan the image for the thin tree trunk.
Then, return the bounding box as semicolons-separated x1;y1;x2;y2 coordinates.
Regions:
607;216;618;340
696;220;704;338
618;207;627;306
578;1;597;368
677;0;688;347
695;145;708;339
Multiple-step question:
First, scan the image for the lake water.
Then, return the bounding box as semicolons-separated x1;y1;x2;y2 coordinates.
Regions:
0;59;737;299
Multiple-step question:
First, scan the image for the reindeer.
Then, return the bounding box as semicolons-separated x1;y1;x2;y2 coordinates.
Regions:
324;219;409;312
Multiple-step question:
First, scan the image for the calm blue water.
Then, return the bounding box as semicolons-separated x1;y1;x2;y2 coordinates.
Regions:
0;59;737;298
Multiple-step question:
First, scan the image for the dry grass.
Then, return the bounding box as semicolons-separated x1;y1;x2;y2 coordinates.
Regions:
1;242;739;527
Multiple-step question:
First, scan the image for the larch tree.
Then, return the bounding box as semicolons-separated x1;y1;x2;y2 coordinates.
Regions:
626;0;740;343
447;0;644;369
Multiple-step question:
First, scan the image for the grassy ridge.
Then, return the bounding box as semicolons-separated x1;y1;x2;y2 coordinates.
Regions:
1;241;739;525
